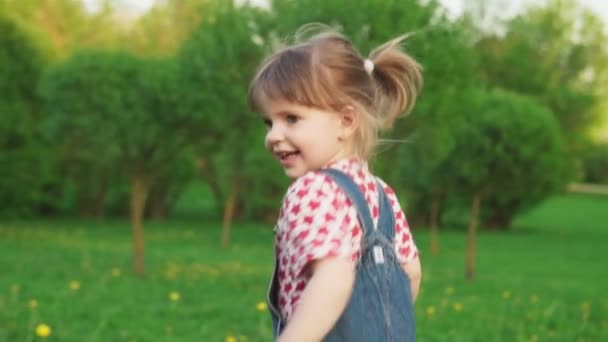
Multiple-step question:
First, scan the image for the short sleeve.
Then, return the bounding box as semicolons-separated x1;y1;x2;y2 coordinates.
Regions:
378;180;419;264
279;171;357;277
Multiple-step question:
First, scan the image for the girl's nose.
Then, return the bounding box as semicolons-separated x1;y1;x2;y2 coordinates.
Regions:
265;125;284;146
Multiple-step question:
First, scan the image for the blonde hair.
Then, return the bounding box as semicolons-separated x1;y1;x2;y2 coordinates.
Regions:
248;24;423;159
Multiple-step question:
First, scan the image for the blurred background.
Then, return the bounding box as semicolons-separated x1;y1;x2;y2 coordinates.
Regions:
1;0;607;341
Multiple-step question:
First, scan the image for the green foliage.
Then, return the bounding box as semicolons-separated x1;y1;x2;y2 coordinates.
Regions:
442;88;569;228
0;0;127;60
2;0;606;224
0;14;52;217
475;0;608;143
177;1;269;217
40;50;193;216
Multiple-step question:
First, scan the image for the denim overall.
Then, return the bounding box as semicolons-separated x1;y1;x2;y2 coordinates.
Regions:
267;168;416;341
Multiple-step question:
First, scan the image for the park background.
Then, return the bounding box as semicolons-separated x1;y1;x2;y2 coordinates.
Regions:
1;0;608;341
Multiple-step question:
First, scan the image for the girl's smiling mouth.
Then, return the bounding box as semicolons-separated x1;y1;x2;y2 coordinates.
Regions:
274;150;300;165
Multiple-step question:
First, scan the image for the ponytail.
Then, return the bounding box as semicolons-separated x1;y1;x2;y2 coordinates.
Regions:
368;34;423;130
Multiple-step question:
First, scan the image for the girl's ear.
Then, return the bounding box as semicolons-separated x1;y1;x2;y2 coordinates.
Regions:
339;105;358;139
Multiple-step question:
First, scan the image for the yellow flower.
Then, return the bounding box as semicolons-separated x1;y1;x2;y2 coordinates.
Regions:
111;268;121;277
444;286;454;295
581;301;591;320
69;281;80;291
426;306;436;317
502;291;511;300
453;302;463;312
169;291;181;301
529;334;538;342
225;336;237;342
530;295;539;304
35;323;52;338
256;302;267;312
28;299;38;309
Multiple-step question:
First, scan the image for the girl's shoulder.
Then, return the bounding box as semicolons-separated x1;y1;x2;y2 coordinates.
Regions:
283;170;339;206
374;177;397;197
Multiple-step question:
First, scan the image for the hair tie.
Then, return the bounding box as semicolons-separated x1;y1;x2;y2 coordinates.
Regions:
364;59;374;75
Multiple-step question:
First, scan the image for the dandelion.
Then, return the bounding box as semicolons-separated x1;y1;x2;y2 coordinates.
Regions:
28;299;38;309
530;295;539;304
256;302;267;312
35;323;52;338
111;268;121;277
444;286;454;295
453;302;463;312
225;336;237;342
69;281;80;291
426;306;436;317
169;291;181;301
502;291;511;300
581;301;590;320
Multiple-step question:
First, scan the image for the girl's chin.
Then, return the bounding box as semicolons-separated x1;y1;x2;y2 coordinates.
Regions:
283;163;312;179
284;168;306;179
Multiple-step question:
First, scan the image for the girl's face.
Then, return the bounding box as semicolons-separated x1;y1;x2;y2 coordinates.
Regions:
261;99;354;179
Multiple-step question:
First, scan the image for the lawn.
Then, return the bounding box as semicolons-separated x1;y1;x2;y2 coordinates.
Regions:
1;193;606;341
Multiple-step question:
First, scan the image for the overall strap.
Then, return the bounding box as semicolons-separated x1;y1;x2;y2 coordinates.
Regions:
320;168;375;240
375;178;396;239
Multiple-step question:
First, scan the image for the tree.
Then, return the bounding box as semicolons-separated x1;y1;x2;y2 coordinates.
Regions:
1;0;128;60
441;88;567;279
41;51;188;275
177;0;265;247
128;0;210;56
0;14;48;217
474;0;608;147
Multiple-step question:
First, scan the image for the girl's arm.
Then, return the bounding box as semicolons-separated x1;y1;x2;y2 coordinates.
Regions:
277;257;355;342
401;256;422;302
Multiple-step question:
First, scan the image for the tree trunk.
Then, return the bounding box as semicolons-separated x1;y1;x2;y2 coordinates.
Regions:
130;175;148;276
465;191;482;280
92;173;110;218
221;180;239;249
429;196;441;256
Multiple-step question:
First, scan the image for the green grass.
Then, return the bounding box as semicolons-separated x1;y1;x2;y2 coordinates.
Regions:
1;194;607;341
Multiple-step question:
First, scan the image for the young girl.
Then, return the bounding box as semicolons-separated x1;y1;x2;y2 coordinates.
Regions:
249;26;423;341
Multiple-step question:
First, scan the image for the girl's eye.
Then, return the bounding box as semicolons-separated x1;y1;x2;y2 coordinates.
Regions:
263;118;272;128
286;114;299;124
